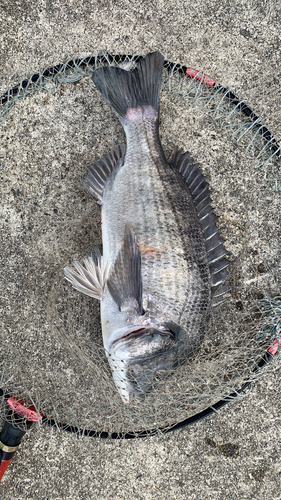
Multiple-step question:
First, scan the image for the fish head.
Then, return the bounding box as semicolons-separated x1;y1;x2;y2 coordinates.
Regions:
106;319;187;403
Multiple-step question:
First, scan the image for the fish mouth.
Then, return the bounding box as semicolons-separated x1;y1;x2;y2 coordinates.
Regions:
111;326;173;347
112;326;171;347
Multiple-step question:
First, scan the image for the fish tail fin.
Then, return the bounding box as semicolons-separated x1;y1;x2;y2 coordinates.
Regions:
92;51;164;122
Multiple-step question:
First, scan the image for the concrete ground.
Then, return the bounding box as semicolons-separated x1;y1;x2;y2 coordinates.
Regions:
0;0;281;498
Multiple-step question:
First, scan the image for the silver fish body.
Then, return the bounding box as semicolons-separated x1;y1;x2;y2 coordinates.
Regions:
64;52;228;403
101;108;210;400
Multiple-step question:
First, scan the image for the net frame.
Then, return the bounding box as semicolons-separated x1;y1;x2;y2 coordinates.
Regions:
0;52;280;439
1;53;280;190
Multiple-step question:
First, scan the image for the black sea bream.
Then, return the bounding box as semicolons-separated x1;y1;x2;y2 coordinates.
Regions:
64;52;229;403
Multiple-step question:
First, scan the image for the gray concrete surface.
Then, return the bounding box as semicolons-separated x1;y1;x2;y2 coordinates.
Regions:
6;368;281;499
0;0;281;499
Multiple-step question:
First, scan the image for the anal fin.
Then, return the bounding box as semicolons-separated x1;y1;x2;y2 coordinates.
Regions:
83;144;126;202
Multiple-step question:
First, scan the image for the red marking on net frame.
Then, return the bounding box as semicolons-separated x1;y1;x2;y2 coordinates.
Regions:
185;68;215;87
267;332;281;356
7;397;43;423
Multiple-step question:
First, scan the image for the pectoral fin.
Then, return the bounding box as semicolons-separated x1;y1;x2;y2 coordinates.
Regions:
107;224;143;314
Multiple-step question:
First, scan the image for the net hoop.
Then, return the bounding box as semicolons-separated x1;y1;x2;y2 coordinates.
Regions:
1;53;280;438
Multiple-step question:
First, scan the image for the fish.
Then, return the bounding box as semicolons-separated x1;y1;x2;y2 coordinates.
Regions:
64;51;229;403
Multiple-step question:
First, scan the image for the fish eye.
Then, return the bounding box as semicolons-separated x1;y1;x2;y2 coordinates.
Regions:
153;371;163;381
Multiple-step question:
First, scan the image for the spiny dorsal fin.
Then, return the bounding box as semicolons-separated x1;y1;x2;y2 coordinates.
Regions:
107;224;143;314
83;144;126;202
169;146;229;307
64;247;109;300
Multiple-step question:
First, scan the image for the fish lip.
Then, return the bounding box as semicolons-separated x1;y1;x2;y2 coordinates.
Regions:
111;325;172;349
111;327;150;347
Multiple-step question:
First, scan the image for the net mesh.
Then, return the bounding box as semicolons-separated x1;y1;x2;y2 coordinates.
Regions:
0;52;280;437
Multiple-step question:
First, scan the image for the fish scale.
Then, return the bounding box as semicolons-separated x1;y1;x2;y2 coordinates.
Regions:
102;126;198;318
101;108;210;370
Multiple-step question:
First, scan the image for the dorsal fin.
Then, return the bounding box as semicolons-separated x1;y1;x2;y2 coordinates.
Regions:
169;146;229;308
107;224;143;314
83;144;126;203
